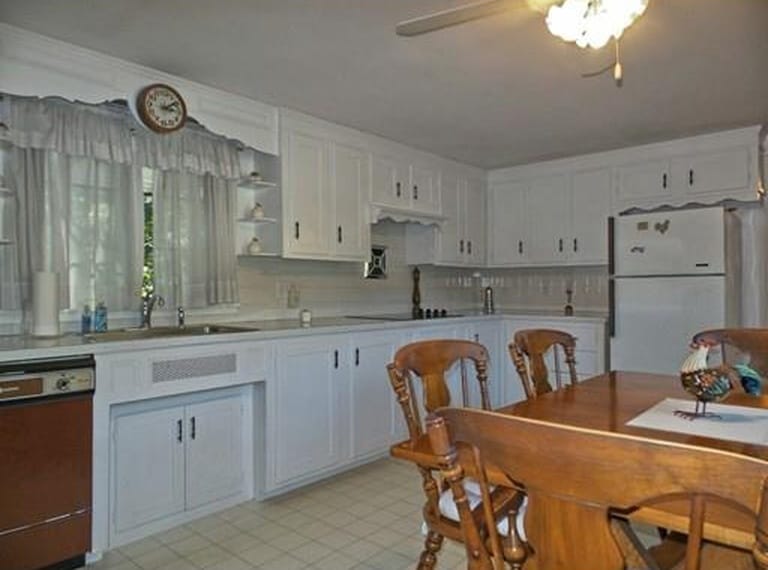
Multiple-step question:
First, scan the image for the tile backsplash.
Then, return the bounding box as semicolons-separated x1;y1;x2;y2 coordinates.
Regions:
236;221;609;319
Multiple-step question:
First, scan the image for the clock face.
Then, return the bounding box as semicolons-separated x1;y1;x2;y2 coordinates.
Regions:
136;84;187;133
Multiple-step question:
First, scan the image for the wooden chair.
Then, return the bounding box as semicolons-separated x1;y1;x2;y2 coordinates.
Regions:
508;329;578;400
427;407;768;570
387;339;523;570
692;328;768;379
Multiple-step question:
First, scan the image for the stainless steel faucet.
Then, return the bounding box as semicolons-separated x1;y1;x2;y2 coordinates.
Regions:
140;293;165;328
177;306;186;328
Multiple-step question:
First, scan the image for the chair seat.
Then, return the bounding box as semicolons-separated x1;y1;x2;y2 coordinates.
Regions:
434;480;528;541
669;542;754;570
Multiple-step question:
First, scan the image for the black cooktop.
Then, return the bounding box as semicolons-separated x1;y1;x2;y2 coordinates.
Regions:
346;310;462;322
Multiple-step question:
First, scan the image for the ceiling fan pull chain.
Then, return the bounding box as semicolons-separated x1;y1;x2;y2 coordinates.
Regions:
613;38;623;86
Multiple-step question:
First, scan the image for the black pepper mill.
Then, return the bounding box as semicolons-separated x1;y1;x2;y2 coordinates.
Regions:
412;266;422;319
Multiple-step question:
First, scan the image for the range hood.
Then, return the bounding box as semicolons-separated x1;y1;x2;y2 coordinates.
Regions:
369;202;446;226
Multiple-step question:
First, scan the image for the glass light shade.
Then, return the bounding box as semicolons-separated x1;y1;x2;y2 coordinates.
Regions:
546;0;648;49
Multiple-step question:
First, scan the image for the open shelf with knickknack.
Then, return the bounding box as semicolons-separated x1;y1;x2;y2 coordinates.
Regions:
236;148;281;257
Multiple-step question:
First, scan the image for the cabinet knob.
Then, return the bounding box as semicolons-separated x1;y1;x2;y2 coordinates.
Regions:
355;348;360;366
190;416;196;440
413;185;418;200
689;169;694;187
662;172;668;189
396;181;401;198
176;419;183;443
337;225;343;243
573;238;578;252
333;350;339;369
459;239;464;254
467;240;472;255
294;221;300;240
558;238;564;253
518;240;524;255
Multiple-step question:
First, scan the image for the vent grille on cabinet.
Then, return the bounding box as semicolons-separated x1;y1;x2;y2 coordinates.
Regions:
152;354;237;383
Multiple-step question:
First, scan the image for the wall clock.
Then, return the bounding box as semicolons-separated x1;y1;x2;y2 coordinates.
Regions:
135;83;187;134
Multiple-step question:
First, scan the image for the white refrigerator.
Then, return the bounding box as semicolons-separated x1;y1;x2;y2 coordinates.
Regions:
609;207;741;374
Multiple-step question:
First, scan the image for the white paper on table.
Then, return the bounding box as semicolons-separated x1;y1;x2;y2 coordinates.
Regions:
626;398;768;446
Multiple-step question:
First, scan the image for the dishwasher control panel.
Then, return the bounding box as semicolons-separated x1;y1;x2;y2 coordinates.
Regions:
0;367;94;401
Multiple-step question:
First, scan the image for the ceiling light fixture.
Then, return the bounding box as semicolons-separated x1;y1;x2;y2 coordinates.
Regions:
546;0;648;49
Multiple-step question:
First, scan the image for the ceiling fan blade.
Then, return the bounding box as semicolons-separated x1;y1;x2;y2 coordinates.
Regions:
396;0;517;36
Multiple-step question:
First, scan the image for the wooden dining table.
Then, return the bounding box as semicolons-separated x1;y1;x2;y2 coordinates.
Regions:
492;370;768;568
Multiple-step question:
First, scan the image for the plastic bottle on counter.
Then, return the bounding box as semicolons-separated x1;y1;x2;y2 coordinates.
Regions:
80;304;92;334
94;301;108;332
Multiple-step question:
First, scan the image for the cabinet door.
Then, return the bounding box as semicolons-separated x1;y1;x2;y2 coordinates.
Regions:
371;152;407;207
570;168;611;264
465;322;502;408
488;181;528;265
349;331;405;457
112;407;185;533
282;127;329;257
330;141;369;260
186;395;244;510
674;147;751;197
436;172;463;265
527;175;570;264
617;159;671;202
273;338;343;484
410;163;439;213
464;177;486;266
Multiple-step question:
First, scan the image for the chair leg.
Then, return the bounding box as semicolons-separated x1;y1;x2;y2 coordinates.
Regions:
417;530;444;570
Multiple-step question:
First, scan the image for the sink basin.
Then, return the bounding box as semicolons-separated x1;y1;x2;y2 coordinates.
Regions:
85;324;258;342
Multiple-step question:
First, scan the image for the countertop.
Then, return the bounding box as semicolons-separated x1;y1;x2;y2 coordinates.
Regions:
0;308;607;362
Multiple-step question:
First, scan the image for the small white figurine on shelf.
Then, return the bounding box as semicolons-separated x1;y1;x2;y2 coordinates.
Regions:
251;203;265;219
247;237;262;255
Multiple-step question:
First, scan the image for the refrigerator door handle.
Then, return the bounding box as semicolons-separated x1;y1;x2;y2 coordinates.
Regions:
608;216;615;277
608;278;616;338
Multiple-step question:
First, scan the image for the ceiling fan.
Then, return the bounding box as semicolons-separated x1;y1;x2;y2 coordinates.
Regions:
395;0;650;85
395;0;556;37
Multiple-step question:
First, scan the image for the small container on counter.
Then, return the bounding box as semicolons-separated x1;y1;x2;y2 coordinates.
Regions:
300;309;312;327
94;302;108;332
81;304;92;334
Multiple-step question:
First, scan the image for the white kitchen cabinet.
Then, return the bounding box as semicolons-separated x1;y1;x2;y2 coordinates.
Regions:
370;147;441;216
271;335;346;486
348;330;406;457
570;168;612;265
281;124;329;258
431;174;486;266
111;389;245;543
487;180;529;266
672;147;751;198
281;113;369;261
464;177;487;266
462;320;503;408
330;140;369;260
616;159;671;204
527;174;571;265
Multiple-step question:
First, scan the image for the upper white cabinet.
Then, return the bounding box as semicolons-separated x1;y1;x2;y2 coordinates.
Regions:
370;147;441;216
406;169;486;267
488;169;610;267
613;128;762;211
281;112;369;261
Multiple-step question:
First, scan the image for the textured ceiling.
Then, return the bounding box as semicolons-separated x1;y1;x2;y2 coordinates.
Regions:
1;0;767;168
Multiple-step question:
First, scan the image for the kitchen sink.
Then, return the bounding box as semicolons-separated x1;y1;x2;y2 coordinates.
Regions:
84;324;258;342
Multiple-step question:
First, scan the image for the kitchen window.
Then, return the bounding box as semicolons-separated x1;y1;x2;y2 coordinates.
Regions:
0;94;242;331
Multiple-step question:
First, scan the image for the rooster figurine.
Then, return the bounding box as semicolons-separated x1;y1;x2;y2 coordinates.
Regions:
675;343;734;420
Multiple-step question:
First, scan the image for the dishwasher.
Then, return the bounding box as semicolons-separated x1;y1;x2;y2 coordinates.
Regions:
0;355;94;570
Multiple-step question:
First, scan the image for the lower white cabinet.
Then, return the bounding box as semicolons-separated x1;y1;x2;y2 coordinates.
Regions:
268;330;407;490
110;389;245;543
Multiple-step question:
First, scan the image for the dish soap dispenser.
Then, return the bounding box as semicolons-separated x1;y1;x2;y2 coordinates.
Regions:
94;301;108;332
81;304;92;334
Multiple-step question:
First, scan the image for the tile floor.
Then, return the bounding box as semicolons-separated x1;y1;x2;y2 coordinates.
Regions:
82;458;468;570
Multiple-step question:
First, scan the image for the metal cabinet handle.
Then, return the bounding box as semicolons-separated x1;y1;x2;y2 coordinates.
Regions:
467;241;472;255
355;348;360;366
459;240;464;254
518;240;523;255
334;350;339;369
662;173;668;189
190;416;196;440
396;181;401;198
689;169;694;186
337;225;342;243
177;419;183;443
573;238;578;252
294;221;300;240
558;238;564;253
413;185;418;200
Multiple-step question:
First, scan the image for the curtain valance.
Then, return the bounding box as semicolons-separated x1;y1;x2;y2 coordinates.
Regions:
0;94;243;179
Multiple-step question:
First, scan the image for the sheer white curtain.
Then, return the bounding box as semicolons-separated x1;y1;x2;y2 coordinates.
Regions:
153;170;238;309
1;147;142;312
